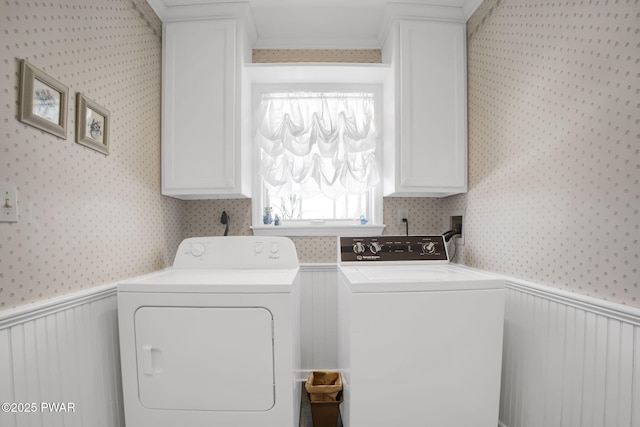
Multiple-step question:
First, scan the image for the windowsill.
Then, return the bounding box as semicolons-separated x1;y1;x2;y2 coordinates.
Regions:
251;223;386;237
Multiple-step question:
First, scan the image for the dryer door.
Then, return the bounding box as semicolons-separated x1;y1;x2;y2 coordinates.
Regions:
134;307;275;411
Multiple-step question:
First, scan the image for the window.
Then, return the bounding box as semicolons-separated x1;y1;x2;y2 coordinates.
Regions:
252;86;384;236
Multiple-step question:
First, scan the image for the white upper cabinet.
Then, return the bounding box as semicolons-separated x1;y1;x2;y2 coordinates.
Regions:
161;18;253;199
381;18;467;197
154;1;470;199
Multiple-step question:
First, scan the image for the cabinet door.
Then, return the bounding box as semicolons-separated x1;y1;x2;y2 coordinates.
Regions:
397;20;467;196
162;20;238;197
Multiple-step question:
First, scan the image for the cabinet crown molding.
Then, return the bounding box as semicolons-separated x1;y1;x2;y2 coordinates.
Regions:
146;0;257;45
377;3;467;45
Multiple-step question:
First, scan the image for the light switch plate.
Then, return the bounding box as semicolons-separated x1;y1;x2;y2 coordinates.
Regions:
0;183;18;222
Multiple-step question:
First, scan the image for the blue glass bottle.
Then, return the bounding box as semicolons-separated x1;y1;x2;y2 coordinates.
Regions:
263;207;273;225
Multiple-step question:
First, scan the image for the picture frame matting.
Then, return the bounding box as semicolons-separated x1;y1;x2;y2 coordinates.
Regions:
76;93;110;156
18;59;69;139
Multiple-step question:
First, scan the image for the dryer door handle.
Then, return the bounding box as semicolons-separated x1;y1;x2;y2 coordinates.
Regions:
142;345;163;375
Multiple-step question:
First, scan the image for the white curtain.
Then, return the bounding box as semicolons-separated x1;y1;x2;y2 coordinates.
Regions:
255;92;380;199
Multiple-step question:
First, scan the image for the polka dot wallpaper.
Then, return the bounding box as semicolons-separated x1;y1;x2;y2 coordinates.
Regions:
0;0;183;310
446;0;640;307
2;0;638;310
252;49;382;63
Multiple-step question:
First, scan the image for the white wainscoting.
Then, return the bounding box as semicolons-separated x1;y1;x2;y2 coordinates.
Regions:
0;284;124;427
299;264;339;370
2;266;639;427
500;280;640;427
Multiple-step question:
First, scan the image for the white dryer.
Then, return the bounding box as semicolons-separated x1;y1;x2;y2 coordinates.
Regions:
337;235;505;427
117;236;301;427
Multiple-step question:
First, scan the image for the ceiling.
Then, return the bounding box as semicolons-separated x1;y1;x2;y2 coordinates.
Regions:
147;0;483;48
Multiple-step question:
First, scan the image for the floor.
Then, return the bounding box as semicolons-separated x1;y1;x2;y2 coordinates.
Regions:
299;387;343;427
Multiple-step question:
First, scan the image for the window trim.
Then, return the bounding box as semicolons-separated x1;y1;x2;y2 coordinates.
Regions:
251;78;386;237
251;223;386;237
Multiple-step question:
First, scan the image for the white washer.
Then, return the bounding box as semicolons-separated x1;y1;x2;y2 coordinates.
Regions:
118;236;301;427
337;235;505;427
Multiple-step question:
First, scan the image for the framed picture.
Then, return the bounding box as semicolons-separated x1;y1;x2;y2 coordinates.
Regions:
76;93;110;155
18;59;69;139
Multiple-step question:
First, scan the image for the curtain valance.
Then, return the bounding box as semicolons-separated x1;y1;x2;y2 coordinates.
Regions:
255;92;380;198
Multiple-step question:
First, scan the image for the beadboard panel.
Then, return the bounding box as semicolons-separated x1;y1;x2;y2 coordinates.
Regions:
0;288;124;427
500;282;640;427
3;268;638;427
299;265;339;370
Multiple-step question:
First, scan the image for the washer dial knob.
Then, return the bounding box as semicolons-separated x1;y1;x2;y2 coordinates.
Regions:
369;242;382;254
353;242;366;254
190;243;206;257
422;242;436;254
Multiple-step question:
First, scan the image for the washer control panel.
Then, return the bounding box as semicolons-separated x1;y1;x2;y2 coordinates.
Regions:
173;236;298;269
339;235;448;262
